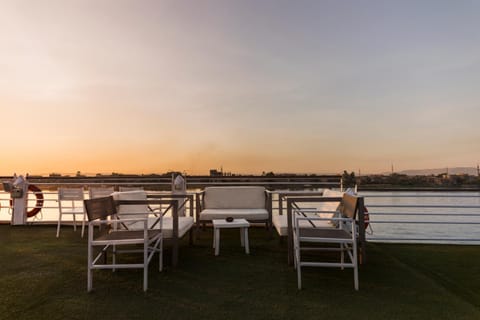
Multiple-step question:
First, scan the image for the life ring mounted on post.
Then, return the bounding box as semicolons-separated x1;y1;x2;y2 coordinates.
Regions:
363;206;370;229
27;184;44;217
9;184;44;217
363;206;373;235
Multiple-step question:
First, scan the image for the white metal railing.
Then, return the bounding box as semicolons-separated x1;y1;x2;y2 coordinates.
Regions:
362;192;480;244
0;188;196;223
3;185;480;245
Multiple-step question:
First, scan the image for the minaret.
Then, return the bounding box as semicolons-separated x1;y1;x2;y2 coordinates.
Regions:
477;163;479;177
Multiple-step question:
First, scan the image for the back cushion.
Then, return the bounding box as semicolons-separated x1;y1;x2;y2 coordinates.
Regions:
204;186;266;209
340;193;358;219
111;190;149;215
318;189;343;213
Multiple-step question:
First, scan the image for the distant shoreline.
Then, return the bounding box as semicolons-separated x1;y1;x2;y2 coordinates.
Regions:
1;174;478;192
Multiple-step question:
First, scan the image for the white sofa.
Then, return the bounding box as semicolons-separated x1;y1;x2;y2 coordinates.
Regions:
272;189;343;237
196;186;271;228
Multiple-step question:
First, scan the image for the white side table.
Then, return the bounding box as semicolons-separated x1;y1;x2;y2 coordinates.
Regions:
212;219;250;256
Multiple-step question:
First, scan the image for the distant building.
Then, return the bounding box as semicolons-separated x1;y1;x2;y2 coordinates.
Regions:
209;169;223;176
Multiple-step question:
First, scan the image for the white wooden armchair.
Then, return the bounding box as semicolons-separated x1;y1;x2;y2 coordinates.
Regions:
84;196;163;292
293;193;359;290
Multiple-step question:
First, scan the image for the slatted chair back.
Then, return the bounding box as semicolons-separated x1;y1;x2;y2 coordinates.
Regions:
89;187;115;199
84;196;117;222
339;193;359;219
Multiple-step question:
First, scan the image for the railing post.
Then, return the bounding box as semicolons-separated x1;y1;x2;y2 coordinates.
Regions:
357;197;366;264
287;198;294;266
172;200;179;267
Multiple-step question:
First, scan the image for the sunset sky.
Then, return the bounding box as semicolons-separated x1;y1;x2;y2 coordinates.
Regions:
1;0;479;176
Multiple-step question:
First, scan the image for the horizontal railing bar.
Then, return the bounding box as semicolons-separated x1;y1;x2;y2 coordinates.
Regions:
22;181;339;186
363;194;480;198
371;221;480;225
367;204;480;208
368;237;480;241
369;212;480;216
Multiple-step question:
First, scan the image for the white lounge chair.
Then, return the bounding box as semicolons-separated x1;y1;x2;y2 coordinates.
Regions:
57;187;86;238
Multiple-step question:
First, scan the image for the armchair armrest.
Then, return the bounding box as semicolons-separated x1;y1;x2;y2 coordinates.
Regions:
89;217;148;224
294;215;356;234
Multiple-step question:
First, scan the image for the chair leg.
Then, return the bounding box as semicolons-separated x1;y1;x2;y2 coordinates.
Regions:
212;227;216;249
214;228;220;256
81;212;86;238
293;235;299;270
143;242;148;292
353;242;359;290
194;222;200;241
112;244;116;272
341;243;345;270
87;229;93;292
87;266;93;292
72;211;77;232
56;211;62;238
297;257;302;290
159;238;163;272
354;265;359;291
294;236;302;289
244;228;249;254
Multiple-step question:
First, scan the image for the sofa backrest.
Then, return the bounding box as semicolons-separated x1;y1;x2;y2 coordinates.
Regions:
319;189;343;212
204;186;266;209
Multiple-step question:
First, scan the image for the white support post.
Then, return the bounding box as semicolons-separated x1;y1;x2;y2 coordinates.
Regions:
172;173;187;216
11;175;28;225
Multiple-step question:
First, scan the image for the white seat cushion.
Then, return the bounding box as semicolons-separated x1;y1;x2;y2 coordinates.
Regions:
161;216;194;238
200;208;268;221
122;216;193;238
125;216;193;238
272;214;333;237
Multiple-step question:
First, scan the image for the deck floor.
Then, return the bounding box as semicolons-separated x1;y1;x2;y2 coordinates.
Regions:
1;225;480;320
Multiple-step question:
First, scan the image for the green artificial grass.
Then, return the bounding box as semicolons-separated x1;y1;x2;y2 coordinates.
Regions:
1;225;479;320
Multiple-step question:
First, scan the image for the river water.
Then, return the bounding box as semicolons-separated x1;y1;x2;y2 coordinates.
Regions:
359;191;480;244
1;190;479;244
